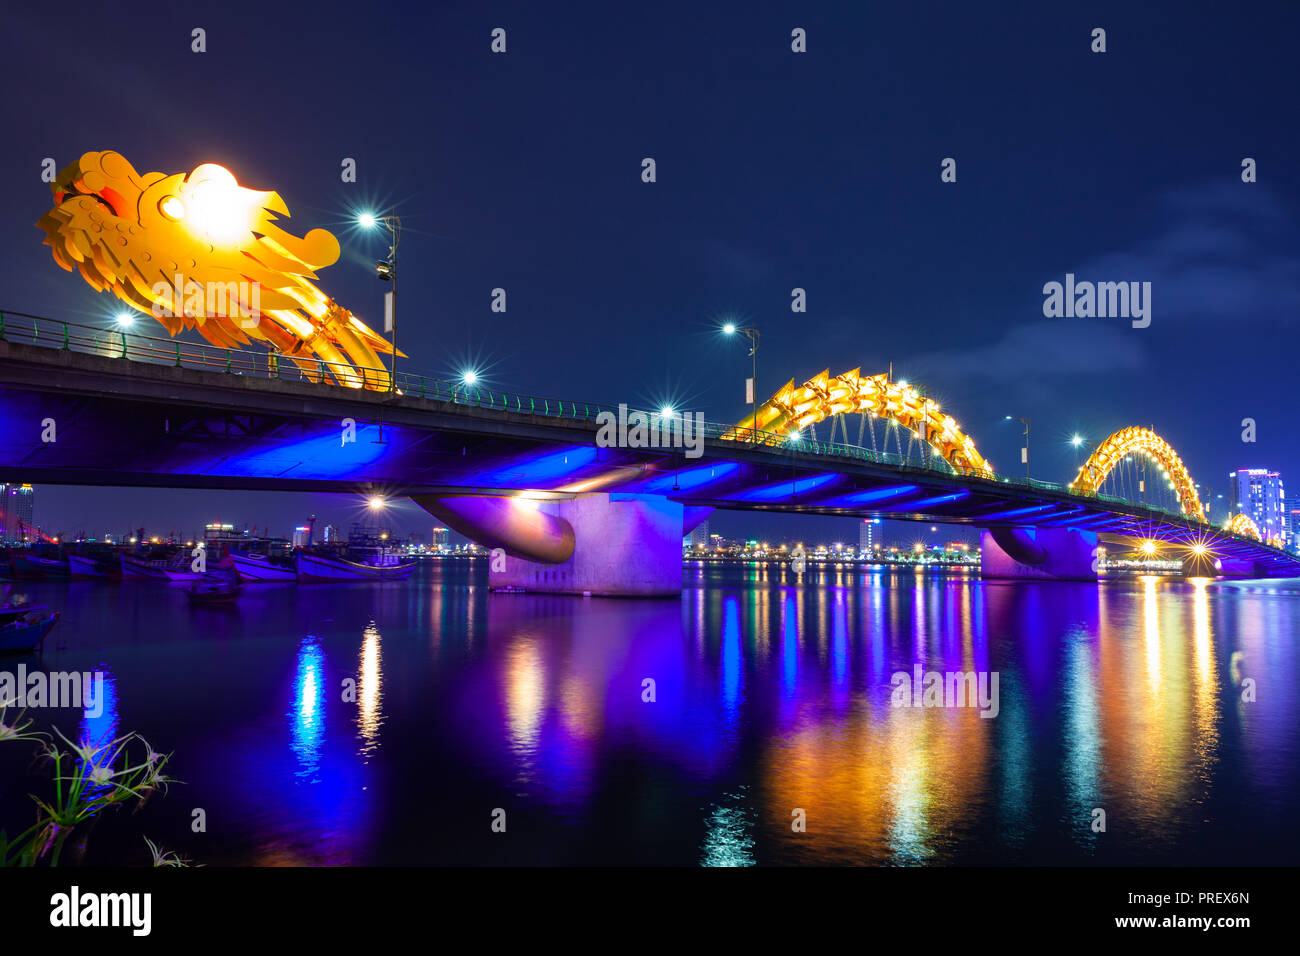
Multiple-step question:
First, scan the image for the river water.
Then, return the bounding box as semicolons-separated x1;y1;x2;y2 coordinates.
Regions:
1;561;1296;866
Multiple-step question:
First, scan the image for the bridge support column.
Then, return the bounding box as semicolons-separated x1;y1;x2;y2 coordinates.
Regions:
415;492;684;597
980;527;1098;582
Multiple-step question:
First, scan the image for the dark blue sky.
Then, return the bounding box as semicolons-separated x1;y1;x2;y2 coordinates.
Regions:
2;0;1296;544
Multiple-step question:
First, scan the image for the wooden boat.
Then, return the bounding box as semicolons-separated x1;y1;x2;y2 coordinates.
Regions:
230;550;298;582
296;551;415;580
67;554;113;579
186;570;242;605
10;554;69;580
120;553;170;578
0;604;60;653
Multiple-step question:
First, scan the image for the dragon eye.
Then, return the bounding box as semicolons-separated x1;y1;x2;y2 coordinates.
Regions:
159;196;185;221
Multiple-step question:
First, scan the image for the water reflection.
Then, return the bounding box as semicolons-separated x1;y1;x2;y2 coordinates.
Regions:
700;787;756;867
12;563;1296;865
289;636;325;783
356;622;383;762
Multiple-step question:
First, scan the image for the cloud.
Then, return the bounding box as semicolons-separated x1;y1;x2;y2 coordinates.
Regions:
910;322;1147;383
1080;182;1300;325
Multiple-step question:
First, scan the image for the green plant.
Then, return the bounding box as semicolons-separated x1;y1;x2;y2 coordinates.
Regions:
0;706;189;867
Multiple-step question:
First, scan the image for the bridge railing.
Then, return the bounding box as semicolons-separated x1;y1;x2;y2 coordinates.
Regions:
0;309;1200;523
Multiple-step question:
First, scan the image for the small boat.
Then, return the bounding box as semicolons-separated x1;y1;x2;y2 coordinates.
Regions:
186;570;242;605
230;550;298;582
0;604;60;653
296;551;415;581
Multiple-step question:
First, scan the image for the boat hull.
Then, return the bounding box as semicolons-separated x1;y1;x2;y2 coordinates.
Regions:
0;612;60;653
230;552;298;582
120;554;169;578
10;555;69;580
296;553;414;580
67;554;113;579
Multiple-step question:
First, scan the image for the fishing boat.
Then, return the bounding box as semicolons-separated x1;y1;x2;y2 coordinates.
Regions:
9;553;69;580
296;551;414;580
67;553;113;579
229;550;299;582
0;604;60;653
186;570;242;605
120;553;170;578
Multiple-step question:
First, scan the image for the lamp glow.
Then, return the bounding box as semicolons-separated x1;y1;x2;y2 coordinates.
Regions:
357;212;377;229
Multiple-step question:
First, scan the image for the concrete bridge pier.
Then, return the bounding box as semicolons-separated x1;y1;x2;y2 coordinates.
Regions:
979;526;1099;582
414;492;691;596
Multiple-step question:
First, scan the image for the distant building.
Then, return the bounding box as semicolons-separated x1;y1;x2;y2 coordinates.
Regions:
432;526;450;549
687;520;710;549
858;518;879;554
1229;469;1286;542
0;483;35;543
292;526;312;548
323;524;339;543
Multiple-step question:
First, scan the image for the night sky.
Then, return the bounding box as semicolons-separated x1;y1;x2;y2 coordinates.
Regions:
1;1;1296;545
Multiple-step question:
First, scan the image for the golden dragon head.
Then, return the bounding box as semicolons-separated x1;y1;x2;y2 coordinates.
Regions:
37;150;399;387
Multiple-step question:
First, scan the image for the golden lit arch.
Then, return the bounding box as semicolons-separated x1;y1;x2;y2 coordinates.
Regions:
722;369;992;473
1226;513;1261;541
1069;426;1203;519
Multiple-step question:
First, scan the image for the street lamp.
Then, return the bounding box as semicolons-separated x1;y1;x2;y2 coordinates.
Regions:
723;323;760;444
1070;433;1086;473
1002;415;1031;481
357;208;402;390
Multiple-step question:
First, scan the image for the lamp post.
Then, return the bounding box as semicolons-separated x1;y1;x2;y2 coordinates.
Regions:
358;208;402;390
1004;415;1030;481
723;323;760;444
1019;417;1032;481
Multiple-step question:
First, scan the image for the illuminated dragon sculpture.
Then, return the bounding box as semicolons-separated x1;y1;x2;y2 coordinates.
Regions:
37;150;398;388
1069;426;1203;520
721;368;992;473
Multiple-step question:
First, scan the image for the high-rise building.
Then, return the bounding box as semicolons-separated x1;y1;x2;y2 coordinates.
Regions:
688;520;710;549
858;518;879;554
1287;498;1300;553
292;526;312;548
432;526;450;549
323;524;339;543
1229;469;1286;542
0;483;35;543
